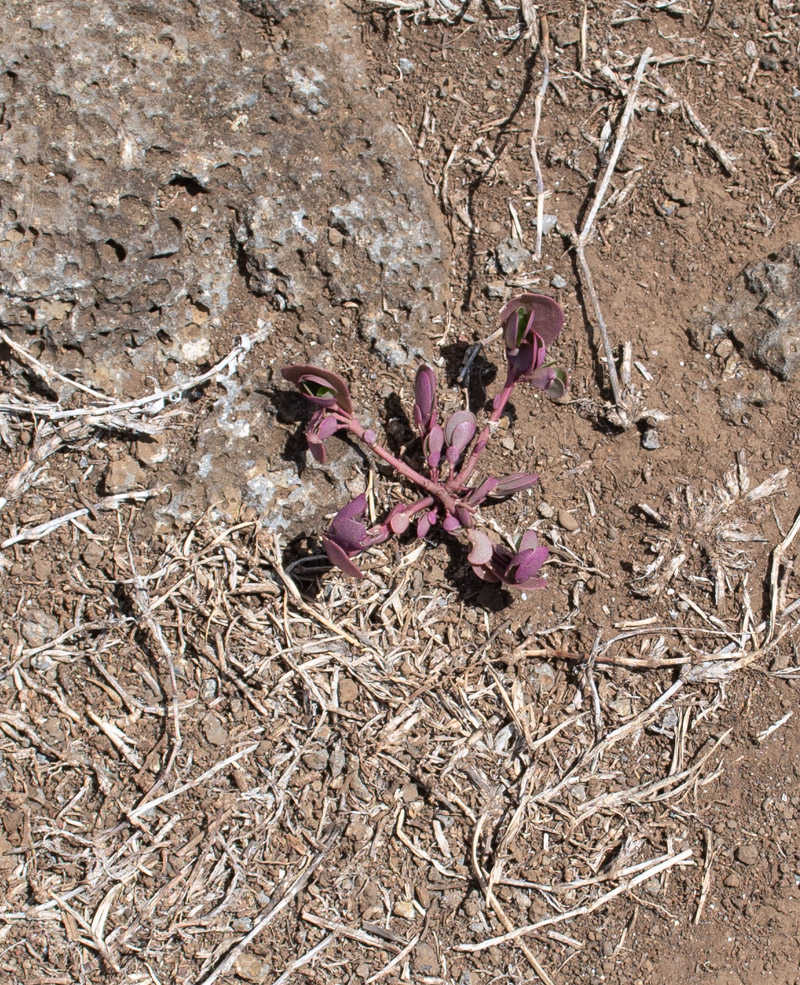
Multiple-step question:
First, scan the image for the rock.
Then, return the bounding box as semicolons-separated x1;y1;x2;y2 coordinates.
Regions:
135;435;170;467
534;213;559;235
202;714;229;746
302;748;329;771
393;899;417;920
413;942;440;976
537;501;555;519
663;173;697;205
531;661;556;693
338;678;359;704
496;237;532;275
641;428;661;450
558;509;580;531
21;609;61;647
724;872;742;887
735;844;759;866
550;274;568;289
0;0;450;534
554;24;581;47
234;954;271;983
104;457;143;494
713;243;800;380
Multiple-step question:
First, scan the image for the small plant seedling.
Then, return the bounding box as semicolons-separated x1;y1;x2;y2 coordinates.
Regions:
282;293;567;590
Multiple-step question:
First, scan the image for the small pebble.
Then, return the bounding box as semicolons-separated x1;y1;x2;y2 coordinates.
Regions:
532;661;556;693
532;213;558;235
641;428;660;450
302;748;329;771
21;609;60;647
735;844;759;866
550;274;568;289
537;501;555;518
413;942;440;976
202;714;228;746
558;509;579;531
715;338;734;358
724;872;742;888
393;899;417;920
235;955;271;983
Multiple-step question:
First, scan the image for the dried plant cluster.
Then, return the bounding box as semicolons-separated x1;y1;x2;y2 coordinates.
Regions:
283;294;568;590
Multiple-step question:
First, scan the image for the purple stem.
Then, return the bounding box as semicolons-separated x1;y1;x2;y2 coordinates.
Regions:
339;413;462;516
447;374;516;490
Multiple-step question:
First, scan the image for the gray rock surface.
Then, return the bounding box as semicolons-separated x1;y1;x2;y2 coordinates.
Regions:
712;243;800;380
0;0;451;529
0;0;448;358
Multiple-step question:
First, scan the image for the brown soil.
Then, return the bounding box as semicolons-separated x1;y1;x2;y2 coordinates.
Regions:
1;2;799;984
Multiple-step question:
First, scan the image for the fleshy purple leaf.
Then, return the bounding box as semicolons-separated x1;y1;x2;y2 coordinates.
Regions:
467;529;494;565
444;410;476;464
323;536;364;579
509;545;549;584
518;529;541;553
424;425;444;470
417;513;432;538
465;477;500;505
282;364;353;415
413;365;438;436
388;506;410;535
442;513;461;532
490;472;539;497
499;293;564;349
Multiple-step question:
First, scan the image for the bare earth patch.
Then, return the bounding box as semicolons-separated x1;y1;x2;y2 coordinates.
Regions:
1;2;799;985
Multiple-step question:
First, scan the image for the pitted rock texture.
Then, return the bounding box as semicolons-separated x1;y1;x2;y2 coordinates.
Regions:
0;0;449;363
713;244;800;381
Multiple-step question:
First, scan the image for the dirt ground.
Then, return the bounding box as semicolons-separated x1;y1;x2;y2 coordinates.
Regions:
1;1;799;984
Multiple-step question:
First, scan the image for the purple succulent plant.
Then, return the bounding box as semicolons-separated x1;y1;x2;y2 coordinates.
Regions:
281;293;567;593
321;493;391;579
467;529;548;590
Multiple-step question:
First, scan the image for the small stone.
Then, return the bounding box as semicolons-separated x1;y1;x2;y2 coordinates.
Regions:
735;844;759;865
724;872;742;888
558;509;579;531
394;899;417;920
202;714;228;746
355;963;371;979
641;428;660;450
496;237;532;275
302;748;329;771
532;661;556;693
608;695;634;717
346;818;374;842
744;40;758;59
663;173;697;205
413;942;440;976
104;456;143;494
21;608;60;647
338;678;359;704
398;57;415;75
570;783;587;802
554;24;581;47
82;541;105;568
135;434;170;467
532;213;558;235
348;770;372;802
499;434;515;450
538;501;555;518
759;53;779;71
200;678;218;701
602;942;614;957
401;782;420;803
550;274;568;290
235;954;271;982
485;281;508;299
715;338;734;358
